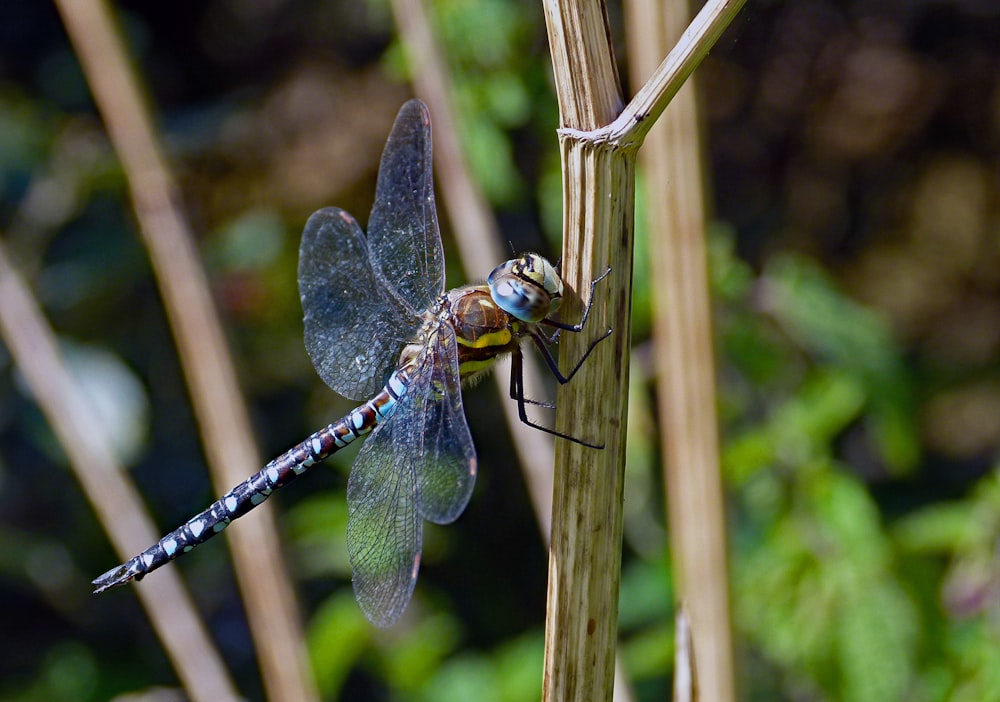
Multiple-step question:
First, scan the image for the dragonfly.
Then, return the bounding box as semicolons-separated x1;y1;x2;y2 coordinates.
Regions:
92;99;609;628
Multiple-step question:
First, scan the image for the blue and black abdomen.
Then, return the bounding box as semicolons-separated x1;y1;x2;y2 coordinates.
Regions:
91;368;411;593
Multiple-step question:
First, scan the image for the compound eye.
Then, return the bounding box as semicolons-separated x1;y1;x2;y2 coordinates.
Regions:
488;272;548;322
488;254;564;323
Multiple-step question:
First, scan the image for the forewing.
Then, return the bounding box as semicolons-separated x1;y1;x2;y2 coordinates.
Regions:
368;99;445;314
299;207;415;399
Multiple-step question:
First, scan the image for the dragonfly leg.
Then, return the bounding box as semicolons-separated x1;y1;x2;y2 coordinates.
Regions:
509;348;604;449
527;264;612;385
503;266;613;448
507;349;555;409
530;326;612;385
542;265;612;334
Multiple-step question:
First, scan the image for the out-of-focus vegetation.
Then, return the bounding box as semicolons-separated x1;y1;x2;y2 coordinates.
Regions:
1;1;999;700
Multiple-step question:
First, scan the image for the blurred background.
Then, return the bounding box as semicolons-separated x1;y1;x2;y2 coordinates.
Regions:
1;0;1000;700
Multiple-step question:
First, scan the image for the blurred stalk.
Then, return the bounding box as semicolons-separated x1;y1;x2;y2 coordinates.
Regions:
674;607;696;702
625;0;736;698
0;239;238;702
389;0;556;531
540;0;744;699
52;1;319;700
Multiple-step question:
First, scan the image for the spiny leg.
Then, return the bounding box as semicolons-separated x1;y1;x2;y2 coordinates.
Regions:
530;326;612;384
509;347;604;449
506;266;613;448
505;326;610;407
532;263;612;383
508;348;555;409
543;265;612;334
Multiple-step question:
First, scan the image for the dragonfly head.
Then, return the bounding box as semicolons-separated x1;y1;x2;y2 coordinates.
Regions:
487;254;563;323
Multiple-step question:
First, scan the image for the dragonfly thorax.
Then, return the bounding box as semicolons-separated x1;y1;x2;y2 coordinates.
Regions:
487;254;563;324
441;286;521;380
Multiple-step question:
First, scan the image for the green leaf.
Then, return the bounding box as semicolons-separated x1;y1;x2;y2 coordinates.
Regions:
836;581;917;702
894;502;977;554
493;633;544;702
307;593;372;698
762;255;918;472
380;614;462;692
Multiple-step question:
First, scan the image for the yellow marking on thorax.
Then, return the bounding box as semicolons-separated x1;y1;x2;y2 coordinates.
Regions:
456;327;513;349
451;295;514;349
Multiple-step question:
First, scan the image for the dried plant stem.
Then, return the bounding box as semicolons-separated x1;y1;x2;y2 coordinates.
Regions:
541;0;745;700
52;1;318;700
674;606;697;702
541;2;632;701
626;0;735;698
565;0;747;149
393;4;635;698
0;240;238;702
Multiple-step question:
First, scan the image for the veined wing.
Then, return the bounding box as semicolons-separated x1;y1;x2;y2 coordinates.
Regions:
346;322;476;627
367;99;445;315
299;207;418;400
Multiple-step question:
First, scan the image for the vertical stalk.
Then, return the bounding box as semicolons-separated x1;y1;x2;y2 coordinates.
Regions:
394;4;633;696
541;1;745;699
540;2;634;701
625;0;736;697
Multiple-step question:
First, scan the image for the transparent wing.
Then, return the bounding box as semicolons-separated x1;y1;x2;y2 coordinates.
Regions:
346;322;476;627
368;99;445;315
346;420;422;628
409;324;478;525
299;207;417;400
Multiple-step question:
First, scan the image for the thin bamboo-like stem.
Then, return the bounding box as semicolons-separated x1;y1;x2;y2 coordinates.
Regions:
674;607;697;702
625;0;735;698
540;0;745;699
52;2;319;700
562;0;747;149
540;2;633;701
0;240;239;702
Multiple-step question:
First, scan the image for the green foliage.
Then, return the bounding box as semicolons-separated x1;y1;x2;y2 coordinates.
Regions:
286;492;352;579
760;255;918;472
718;243;920;698
414;632;543;702
307;593;373;697
0;89;52;179
618;557;674;682
705;232;1000;700
0;642;102;702
205;208;287;273
536;148;565;246
379;0;547;208
735;467;918;701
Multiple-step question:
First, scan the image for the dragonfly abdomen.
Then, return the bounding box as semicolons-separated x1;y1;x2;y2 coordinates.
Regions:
91;367;411;594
